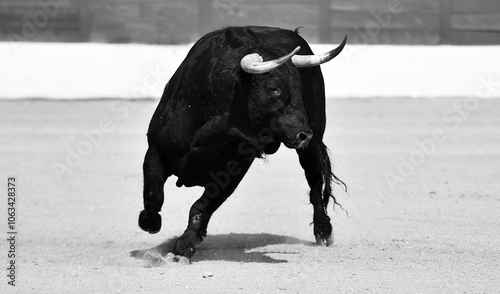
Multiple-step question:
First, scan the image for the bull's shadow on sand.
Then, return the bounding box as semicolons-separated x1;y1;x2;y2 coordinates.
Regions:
131;233;314;265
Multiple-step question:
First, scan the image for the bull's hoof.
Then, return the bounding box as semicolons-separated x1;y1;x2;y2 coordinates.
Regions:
165;252;190;265
138;210;162;234
170;232;200;260
313;215;333;246
315;234;334;246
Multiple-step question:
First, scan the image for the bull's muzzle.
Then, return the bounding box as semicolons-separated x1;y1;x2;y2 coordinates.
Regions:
285;130;313;149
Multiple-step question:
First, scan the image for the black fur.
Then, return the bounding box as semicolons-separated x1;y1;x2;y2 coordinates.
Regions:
139;26;346;258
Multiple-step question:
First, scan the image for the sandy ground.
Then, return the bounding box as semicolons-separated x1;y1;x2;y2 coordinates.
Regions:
1;98;499;293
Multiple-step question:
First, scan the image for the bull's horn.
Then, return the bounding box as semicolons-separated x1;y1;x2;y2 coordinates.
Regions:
291;35;347;67
240;46;301;74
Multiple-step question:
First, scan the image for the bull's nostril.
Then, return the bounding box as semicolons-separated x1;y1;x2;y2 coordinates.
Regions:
297;132;310;142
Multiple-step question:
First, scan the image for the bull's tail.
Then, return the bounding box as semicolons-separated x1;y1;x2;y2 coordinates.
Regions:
320;143;347;213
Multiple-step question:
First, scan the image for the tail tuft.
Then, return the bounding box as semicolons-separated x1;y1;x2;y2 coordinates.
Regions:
320;144;348;214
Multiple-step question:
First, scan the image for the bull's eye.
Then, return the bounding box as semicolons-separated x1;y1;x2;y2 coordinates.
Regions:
266;86;281;97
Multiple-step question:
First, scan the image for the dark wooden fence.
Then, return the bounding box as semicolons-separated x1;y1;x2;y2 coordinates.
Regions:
441;0;500;44
1;0;500;44
0;0;83;42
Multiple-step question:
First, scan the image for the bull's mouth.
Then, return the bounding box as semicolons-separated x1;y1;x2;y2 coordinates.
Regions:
284;140;309;149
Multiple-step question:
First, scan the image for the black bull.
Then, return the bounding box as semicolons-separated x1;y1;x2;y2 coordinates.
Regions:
138;26;347;261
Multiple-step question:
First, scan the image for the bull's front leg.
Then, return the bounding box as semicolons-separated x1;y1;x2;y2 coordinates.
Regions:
166;189;228;262
297;139;345;246
139;143;170;234
168;143;255;262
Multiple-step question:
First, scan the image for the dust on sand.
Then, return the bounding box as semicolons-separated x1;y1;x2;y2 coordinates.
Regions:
1;98;499;293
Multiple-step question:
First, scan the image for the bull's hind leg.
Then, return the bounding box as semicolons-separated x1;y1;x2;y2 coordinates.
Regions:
139;143;170;234
169;143;255;261
297;139;344;246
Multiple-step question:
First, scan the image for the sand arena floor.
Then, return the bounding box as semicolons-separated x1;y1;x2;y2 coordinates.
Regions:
1;98;499;293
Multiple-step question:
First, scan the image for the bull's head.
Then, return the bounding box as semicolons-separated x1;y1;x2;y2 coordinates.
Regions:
239;36;347;150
